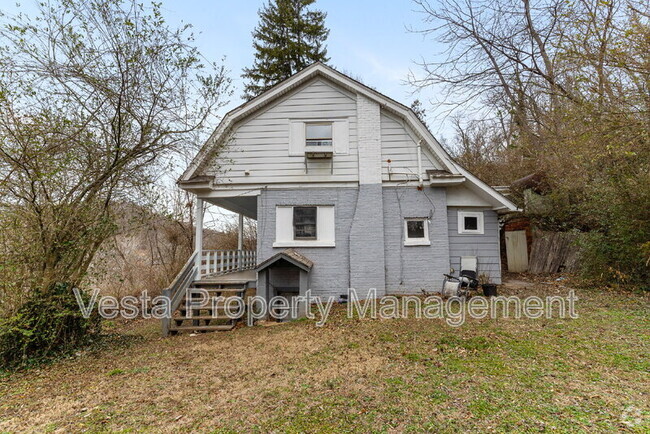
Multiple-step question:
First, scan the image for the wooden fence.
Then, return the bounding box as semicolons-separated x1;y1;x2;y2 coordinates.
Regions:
528;231;580;273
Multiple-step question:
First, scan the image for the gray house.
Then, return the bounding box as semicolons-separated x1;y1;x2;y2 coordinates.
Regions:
162;63;517;334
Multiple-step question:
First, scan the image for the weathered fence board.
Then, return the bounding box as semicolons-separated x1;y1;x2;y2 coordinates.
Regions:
528;231;580;273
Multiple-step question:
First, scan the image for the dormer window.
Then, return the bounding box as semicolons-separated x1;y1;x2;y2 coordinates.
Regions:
305;123;332;147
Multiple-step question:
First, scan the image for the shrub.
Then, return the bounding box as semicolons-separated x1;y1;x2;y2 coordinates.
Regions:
0;282;101;369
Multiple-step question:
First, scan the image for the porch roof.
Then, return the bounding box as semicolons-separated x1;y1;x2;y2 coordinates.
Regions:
256;249;313;273
207;195;257;219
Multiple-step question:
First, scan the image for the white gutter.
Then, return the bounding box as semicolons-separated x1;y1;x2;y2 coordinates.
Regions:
416;139;424;187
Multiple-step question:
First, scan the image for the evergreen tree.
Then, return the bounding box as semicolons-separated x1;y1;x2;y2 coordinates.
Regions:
410;99;428;128
242;0;329;99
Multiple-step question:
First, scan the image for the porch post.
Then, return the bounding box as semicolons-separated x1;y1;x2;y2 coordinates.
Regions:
237;213;244;251
237;213;244;271
194;198;204;271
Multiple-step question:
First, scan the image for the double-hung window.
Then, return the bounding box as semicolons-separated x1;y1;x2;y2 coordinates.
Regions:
293;206;317;240
275;205;335;247
289;120;349;155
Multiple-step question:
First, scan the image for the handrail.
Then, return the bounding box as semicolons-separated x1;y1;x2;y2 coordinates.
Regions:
161;250;198;336
161;249;257;336
200;249;256;277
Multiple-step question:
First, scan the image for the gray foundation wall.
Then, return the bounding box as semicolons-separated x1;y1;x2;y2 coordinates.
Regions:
447;208;502;284
382;187;450;294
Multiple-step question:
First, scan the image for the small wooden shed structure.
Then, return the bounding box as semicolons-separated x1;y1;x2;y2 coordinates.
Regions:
256;249;313;320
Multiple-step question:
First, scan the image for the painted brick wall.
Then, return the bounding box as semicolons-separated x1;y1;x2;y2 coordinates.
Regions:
382;187;450;294
349;184;386;297
447;208;502;284
257;188;359;300
356;94;382;184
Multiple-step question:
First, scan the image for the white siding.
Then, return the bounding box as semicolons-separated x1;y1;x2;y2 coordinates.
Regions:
207;78;358;184
203;79;448;187
380;111;442;182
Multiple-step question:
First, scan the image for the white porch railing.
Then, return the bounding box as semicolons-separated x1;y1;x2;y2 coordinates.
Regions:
200;249;257;277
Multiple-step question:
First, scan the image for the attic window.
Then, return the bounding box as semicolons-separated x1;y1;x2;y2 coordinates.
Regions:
305;123;332;147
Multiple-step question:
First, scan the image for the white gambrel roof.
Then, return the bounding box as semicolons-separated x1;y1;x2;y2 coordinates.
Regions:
181;62;517;212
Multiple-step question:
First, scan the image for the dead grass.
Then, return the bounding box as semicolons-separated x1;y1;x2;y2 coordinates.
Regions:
0;276;648;432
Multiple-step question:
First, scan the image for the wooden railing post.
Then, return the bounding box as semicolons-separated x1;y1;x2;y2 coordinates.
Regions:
194;249;256;275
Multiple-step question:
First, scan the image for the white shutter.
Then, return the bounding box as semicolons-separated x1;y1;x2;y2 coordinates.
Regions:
275;206;294;242
289;121;305;156
333;120;349;154
317;206;336;244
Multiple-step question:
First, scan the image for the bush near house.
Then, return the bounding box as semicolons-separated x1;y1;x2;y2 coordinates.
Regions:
0;283;101;370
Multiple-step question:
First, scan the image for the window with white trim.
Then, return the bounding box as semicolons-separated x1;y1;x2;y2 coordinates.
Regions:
275;205;335;247
458;211;484;234
288;119;349;155
404;218;430;246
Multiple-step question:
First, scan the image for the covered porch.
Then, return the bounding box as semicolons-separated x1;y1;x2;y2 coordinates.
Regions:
160;189;261;336
192;189;260;280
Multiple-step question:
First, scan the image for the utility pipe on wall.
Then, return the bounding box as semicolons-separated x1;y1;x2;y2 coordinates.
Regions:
416;139;424;187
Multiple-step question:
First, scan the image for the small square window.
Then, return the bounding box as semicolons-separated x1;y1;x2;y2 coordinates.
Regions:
464;216;478;231
293;206;317;240
305;123;332;147
458;211;484;234
407;220;425;238
404;218;430;246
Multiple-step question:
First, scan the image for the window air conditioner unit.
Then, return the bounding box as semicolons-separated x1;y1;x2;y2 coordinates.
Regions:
305;140;333;159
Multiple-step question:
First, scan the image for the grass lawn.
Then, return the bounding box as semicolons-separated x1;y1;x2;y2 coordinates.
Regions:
1;276;648;432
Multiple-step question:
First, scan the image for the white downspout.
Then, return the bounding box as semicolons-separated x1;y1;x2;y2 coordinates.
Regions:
417;139;424;187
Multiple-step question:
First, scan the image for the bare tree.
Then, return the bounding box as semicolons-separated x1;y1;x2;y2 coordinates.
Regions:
0;0;231;296
411;0;650;282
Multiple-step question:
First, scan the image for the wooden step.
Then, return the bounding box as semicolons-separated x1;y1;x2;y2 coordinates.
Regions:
180;299;245;307
169;324;235;332
187;287;246;293
179;305;244;312
173;314;242;321
193;279;251;286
